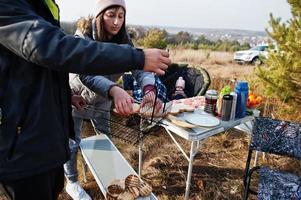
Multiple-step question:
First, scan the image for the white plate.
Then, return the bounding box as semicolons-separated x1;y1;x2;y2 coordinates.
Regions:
184;113;220;127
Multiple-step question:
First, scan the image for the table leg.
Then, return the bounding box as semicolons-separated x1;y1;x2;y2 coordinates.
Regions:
184;141;198;200
197;140;201;150
138;133;143;177
165;129;189;161
82;159;87;183
138;118;146;177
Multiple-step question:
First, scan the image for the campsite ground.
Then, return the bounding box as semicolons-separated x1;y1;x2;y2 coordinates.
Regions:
1;50;299;200
58;50;301;200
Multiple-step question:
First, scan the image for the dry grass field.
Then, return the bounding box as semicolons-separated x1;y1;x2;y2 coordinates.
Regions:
2;49;300;200
57;119;300;200
169;49;255;81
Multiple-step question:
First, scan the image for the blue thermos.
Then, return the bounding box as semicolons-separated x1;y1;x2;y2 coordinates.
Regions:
235;81;248;118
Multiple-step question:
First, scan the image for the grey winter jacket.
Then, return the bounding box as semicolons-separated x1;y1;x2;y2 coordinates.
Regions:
0;0;145;181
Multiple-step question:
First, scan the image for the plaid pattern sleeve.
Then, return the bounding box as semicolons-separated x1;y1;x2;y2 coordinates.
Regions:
155;76;168;102
132;76;168;103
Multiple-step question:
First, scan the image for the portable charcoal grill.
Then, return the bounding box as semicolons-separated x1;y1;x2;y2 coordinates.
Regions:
82;66;208;145
109;88;173;145
84;87;173;145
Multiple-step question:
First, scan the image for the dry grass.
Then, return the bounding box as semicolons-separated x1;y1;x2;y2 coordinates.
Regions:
58;123;301;200
170;49;254;81
170;49;234;65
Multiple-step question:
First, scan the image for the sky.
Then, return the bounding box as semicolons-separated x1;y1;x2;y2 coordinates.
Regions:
56;0;292;32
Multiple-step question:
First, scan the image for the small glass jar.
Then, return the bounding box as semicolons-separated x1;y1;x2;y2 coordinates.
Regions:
204;90;218;115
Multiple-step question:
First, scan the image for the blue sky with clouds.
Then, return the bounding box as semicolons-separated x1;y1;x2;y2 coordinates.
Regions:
56;0;291;31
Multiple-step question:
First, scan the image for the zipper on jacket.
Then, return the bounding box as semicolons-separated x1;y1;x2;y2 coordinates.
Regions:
6;82;33;160
7;126;21;160
0;108;2;125
58;73;70;158
7;98;28;160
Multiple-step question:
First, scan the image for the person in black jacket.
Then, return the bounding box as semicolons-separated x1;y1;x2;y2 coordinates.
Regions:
0;0;170;199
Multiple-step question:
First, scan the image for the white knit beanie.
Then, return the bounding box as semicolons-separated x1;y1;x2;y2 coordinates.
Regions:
94;0;126;17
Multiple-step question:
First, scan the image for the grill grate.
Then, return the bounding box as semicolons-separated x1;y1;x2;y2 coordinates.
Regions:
109;97;173;145
108;73;179;144
83;89;173;145
82;67;205;144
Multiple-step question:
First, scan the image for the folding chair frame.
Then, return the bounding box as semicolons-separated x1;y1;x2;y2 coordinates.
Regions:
243;117;301;200
243;149;261;199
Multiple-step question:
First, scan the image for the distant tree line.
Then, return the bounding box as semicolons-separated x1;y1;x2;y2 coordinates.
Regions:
61;22;250;52
134;29;250;52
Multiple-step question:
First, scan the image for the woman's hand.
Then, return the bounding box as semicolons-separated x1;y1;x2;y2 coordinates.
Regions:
141;90;162;113
71;95;87;111
109;86;134;115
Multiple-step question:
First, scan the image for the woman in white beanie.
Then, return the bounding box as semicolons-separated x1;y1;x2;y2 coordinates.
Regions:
64;0;164;199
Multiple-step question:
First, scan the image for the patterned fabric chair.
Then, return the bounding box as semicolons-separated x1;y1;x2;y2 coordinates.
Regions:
243;117;301;200
258;167;301;199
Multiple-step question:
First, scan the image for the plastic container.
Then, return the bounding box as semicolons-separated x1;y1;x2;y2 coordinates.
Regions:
172;77;187;100
230;92;237;120
234;81;248;118
176;76;185;89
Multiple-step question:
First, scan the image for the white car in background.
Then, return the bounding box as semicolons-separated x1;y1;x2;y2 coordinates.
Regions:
234;44;269;65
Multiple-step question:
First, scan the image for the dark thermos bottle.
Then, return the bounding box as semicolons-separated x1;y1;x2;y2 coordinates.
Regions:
221;95;233;121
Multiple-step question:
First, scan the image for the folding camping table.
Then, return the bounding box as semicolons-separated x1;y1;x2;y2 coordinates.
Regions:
138;111;254;200
80;104;257;200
